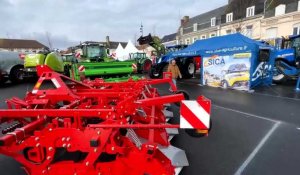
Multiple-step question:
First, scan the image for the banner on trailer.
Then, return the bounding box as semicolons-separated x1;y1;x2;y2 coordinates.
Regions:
202;53;251;91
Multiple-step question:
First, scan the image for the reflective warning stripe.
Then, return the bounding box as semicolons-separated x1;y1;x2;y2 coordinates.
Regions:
75;52;81;58
78;65;85;72
180;100;210;129
132;63;137;69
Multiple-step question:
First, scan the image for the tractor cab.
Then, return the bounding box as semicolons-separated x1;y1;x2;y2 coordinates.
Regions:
78;42;112;62
276;35;300;68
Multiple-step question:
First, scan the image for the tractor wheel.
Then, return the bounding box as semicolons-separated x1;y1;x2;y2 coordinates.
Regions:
149;68;160;79
9;66;24;84
183;60;195;79
174;90;190;107
142;60;152;74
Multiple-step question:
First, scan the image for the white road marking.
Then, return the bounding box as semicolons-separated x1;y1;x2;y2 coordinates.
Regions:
234;122;281;175
251;92;300;102
213;105;279;123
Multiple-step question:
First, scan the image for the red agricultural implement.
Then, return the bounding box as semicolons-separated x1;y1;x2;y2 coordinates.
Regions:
0;72;211;175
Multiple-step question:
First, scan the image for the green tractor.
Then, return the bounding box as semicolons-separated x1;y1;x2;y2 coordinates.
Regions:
72;42;136;80
129;52;152;73
24;42;136;81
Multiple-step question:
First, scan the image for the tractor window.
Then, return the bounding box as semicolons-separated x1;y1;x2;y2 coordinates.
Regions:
291;37;300;48
87;46;105;58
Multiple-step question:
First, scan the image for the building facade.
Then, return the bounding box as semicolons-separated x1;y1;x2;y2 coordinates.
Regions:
261;0;300;40
0;39;47;53
161;33;177;46
162;0;300;46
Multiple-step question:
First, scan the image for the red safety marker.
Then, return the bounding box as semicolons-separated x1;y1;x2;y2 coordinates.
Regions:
132;63;137;72
78;65;85;72
180;96;211;129
75;52;81;58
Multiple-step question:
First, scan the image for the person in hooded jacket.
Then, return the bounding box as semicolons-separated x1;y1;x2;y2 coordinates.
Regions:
166;59;182;90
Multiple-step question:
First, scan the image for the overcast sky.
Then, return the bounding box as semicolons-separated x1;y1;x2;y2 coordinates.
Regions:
0;0;227;49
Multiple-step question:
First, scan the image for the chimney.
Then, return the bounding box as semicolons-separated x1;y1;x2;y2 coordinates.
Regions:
181;16;190;26
106;36;110;47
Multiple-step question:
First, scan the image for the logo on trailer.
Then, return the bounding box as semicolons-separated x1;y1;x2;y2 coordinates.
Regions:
180;97;210;129
78;65;85;72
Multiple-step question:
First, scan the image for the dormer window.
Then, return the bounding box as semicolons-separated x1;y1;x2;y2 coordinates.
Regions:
193;23;197;32
211;17;216;27
226;13;233;23
246;6;255;17
275;4;286;16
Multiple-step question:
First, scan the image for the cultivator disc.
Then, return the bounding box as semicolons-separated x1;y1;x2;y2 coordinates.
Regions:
0;72;211;175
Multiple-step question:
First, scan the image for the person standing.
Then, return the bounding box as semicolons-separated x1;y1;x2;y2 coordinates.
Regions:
167;59;182;89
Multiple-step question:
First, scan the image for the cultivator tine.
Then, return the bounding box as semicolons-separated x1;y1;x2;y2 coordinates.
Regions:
0;71;211;175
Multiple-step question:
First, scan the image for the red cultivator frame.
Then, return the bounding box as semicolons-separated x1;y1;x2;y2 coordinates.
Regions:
0;72;211;175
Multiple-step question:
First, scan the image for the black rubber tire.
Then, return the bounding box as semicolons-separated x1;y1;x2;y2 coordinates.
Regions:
0;78;8;85
9;66;24;84
142;59;152;74
185;120;212;138
183;60;195;79
149;68;160;79
174;90;190;107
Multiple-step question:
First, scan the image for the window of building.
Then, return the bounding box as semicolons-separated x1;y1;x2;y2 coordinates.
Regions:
211;17;216;27
226;29;232;35
226;13;233;23
201;35;206;40
293;23;300;35
246;6;255;17
193;23;197;32
245;25;253;38
275;4;286;16
210;33;216;38
298;1;300;11
193;37;198;43
185;38;191;45
266;27;278;39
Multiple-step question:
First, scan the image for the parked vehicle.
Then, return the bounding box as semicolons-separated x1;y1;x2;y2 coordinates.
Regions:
150;45;200;78
24;42;136;81
24;51;64;77
129;52;152;73
272;35;300;83
0;51;24;84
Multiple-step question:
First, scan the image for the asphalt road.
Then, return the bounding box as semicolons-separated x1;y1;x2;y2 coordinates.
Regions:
0;77;300;175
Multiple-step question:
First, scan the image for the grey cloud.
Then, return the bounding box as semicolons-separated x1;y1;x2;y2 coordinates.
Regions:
0;0;227;49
